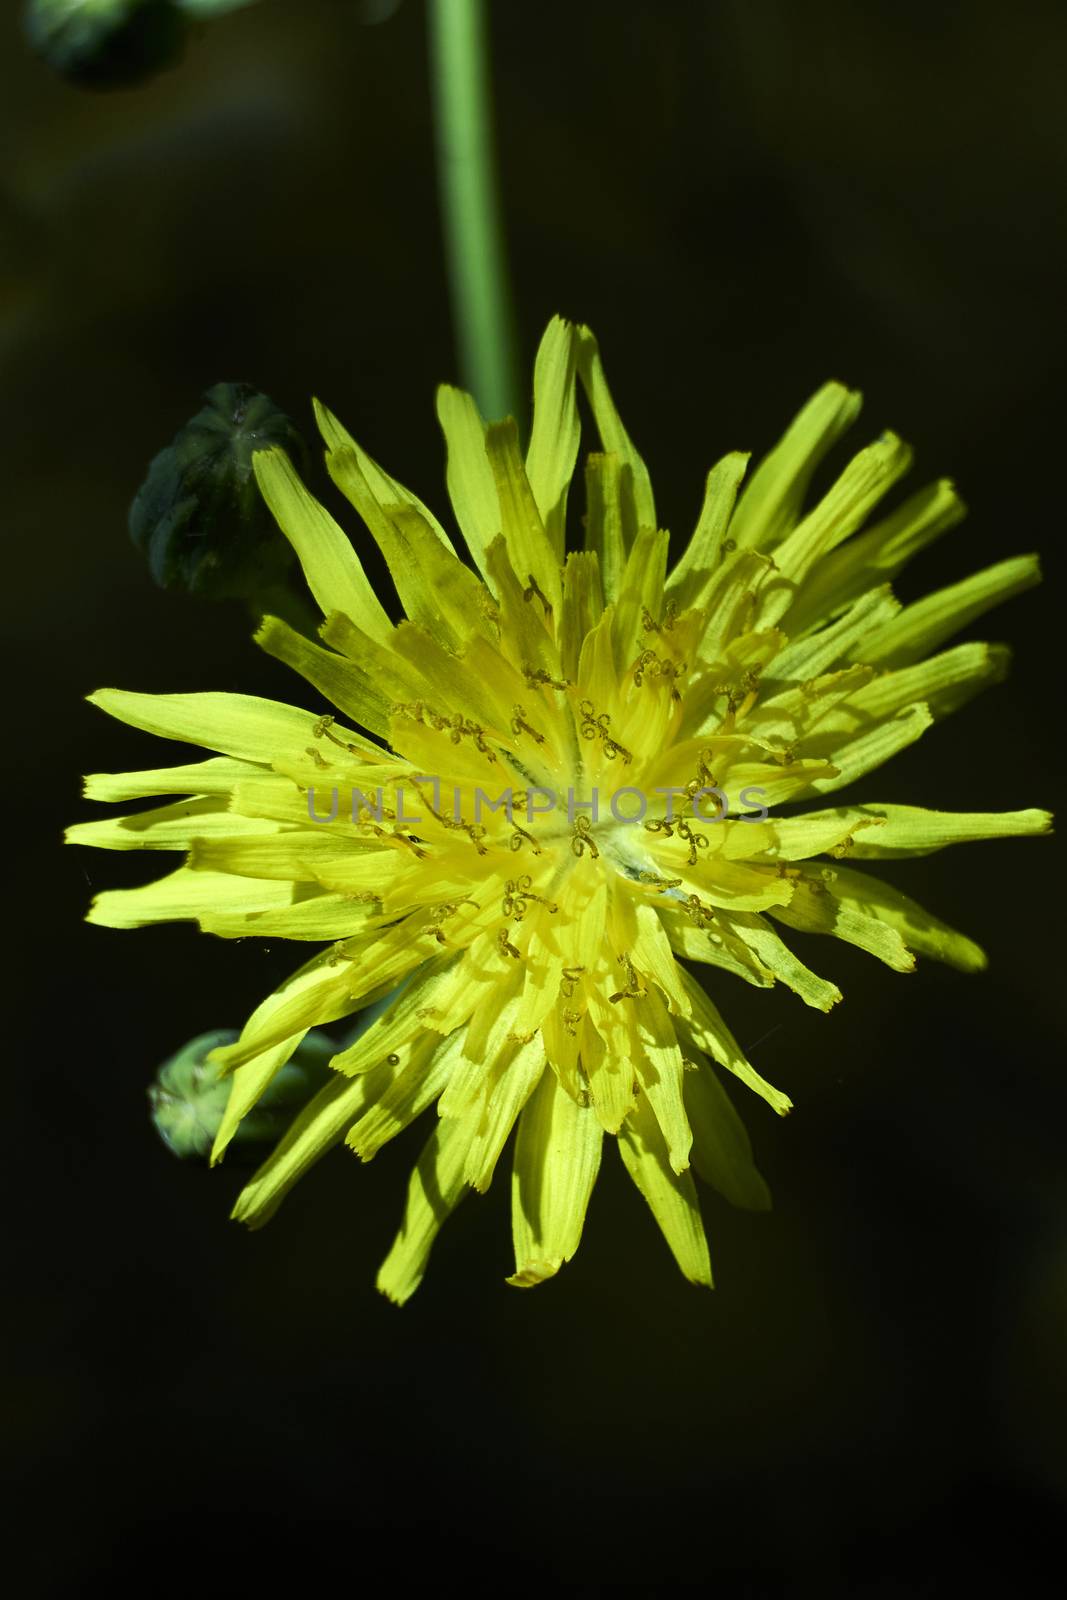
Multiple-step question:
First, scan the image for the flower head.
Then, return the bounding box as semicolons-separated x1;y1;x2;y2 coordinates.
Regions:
69;318;1050;1301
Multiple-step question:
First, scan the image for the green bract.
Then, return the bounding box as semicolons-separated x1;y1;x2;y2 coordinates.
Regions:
24;0;187;86
129;383;304;603
149;1028;335;1160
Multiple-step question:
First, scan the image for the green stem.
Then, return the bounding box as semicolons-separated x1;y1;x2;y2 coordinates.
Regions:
428;0;521;423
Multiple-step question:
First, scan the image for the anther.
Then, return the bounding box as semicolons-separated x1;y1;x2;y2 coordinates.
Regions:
578;700;631;764
571;816;600;859
522;665;570;691
609;954;647;1003
638;871;684;893
312;715;363;755
684;893;716;928
509;824;542;856
676;816;709;865
511;706;546;744
523;574;553;616
560;966;586;1000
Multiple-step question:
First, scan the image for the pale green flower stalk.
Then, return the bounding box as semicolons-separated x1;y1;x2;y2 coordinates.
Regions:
68;318;1051;1300
428;0;520;420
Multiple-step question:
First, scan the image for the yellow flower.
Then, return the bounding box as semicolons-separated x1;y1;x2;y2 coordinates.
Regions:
68;319;1051;1301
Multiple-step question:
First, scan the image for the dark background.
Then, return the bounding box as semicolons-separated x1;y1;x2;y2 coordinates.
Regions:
5;0;1066;1591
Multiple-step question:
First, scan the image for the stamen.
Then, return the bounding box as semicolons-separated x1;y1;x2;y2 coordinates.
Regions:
394;830;428;858
578;700;632;764
312;715;364;756
425;898;477;944
676;816;709;865
640;600;677;633
571;816;600;859
523;574;553;616
684;893;716;928
638;871;684;893
609;953;647;1003
511;706;546;745
326;941;356;966
502;875;557;920
523;665;570;691
633;649;658;688
509;823;542;856
478;591;502;628
633;649;688;699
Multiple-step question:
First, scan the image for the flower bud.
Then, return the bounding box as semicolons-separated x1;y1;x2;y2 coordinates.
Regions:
129;382;307;603
148;1029;334;1160
24;0;188;88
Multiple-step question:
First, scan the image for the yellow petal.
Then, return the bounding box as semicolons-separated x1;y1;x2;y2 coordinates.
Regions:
464;1037;546;1192
730;380;862;552
252;446;392;637
486;417;562;616
684;1060;771;1211
583;452;627;601
727;913;841;1011
255;616;394;739
313;397;455;550
347;1033;456;1160
200;893;381;941
213;1035;310;1164
818;803;1053;859
525;315;580;562
617;1092;712;1286
858;554;1041;667
845;642;1010;722
763;431;914;614
233;1061;397;1228
666;451;750;609
788;478;964;634
210;949;371;1073
802;703;933;795
679;968;793;1114
435;383;499;581
576;325;656;542
322;445;489;650
632;984;692;1174
83;756;256;802
86;687;381;765
776;864;986;972
66;796;280;851
765;587;899;682
560;550;605;681
508;1068;603;1287
377;1112;475;1305
85;865;295;929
